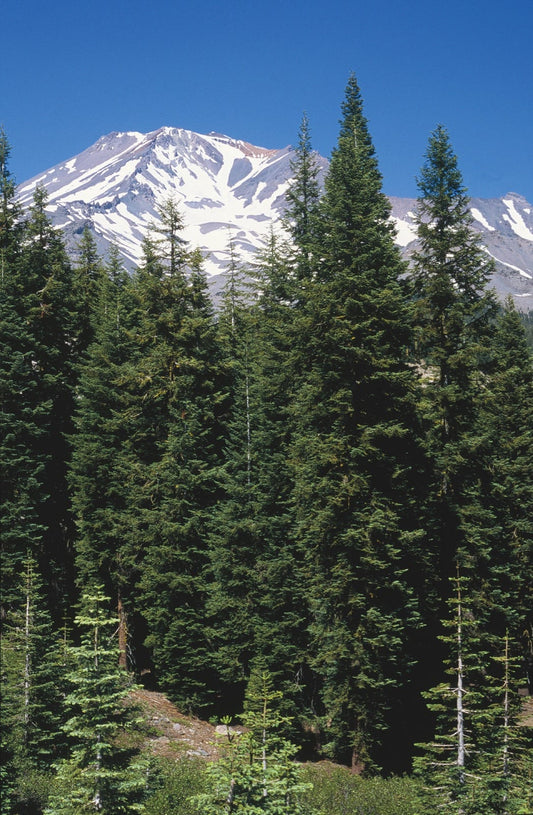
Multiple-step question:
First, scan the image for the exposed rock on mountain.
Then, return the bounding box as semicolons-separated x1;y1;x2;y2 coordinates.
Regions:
17;127;533;309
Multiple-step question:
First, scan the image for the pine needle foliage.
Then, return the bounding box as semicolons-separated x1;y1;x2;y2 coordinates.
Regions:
290;73;426;770
284;113;322;282
193;671;311;815
410;125;499;593
0;556;67;814
45;587;147;815
135;243;225;711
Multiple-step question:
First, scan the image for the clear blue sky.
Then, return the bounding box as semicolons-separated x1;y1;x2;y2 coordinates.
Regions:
2;0;532;201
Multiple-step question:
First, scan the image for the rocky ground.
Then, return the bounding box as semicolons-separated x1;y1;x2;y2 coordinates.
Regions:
129;687;533;764
129;689;242;761
520;696;533;728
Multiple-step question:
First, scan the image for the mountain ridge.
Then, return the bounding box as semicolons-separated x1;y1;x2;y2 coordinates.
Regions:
16;127;533;309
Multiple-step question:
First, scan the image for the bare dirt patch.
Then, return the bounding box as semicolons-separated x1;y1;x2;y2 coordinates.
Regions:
129;689;222;760
519;696;533;728
129;688;532;767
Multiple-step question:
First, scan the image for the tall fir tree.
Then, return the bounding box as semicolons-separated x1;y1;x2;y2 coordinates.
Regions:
409;127;524;696
126;223;226;710
0;131;46;615
205;238;261;711
44;588;147;815
410;126;533;808
20;187;84;613
139;255;225;710
410;124;499;584
70;246;141;668
284;113;322;282
0;556;67;815
247;230;310;723
289;75;427;770
1;162;82;619
480;299;533;670
207;231;310;725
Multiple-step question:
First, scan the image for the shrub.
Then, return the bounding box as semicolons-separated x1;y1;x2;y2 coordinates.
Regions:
144;756;206;815
300;763;424;815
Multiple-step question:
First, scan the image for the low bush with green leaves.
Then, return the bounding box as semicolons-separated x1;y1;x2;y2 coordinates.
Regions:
300;764;425;815
143;756;207;815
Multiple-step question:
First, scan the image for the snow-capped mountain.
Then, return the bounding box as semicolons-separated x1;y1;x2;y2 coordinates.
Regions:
390;193;533;307
16;127;322;281
16;127;533;309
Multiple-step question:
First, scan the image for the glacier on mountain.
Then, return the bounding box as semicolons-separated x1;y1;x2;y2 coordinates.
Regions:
16;127;533;310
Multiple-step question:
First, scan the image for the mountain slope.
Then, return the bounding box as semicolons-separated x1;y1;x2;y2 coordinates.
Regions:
16;127;533;309
390;193;533;305
16;127;322;278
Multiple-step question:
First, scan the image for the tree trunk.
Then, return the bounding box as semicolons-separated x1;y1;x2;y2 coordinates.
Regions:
351;749;365;775
456;571;465;786
118;590;128;669
351;736;365;775
24;564;31;744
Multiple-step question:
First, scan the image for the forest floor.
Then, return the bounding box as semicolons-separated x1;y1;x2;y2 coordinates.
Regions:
520;695;533;728
130;688;533;764
129;688;241;761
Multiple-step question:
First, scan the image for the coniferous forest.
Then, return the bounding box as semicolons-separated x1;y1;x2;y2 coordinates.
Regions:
1;75;532;815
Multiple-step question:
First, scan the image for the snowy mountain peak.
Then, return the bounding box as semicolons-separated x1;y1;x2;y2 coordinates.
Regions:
207;131;282;158
16;127;533;308
17;126;310;278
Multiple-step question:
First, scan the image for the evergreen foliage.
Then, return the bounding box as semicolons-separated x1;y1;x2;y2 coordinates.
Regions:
0;556;66;814
414;572;532;814
72;226;106;353
245;231;310;722
19;187;82;612
70;244;140;667
1;158;81;619
45;587;147;815
193;671;310;815
207;232;311;723
132;229;225;710
481;299;533;649
518;309;533;348
1;82;531;797
289;74;426;769
206;238;263;708
0;133;47;615
284;113;322;281
411;124;499;586
150;197;188;276
410;126;530;722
